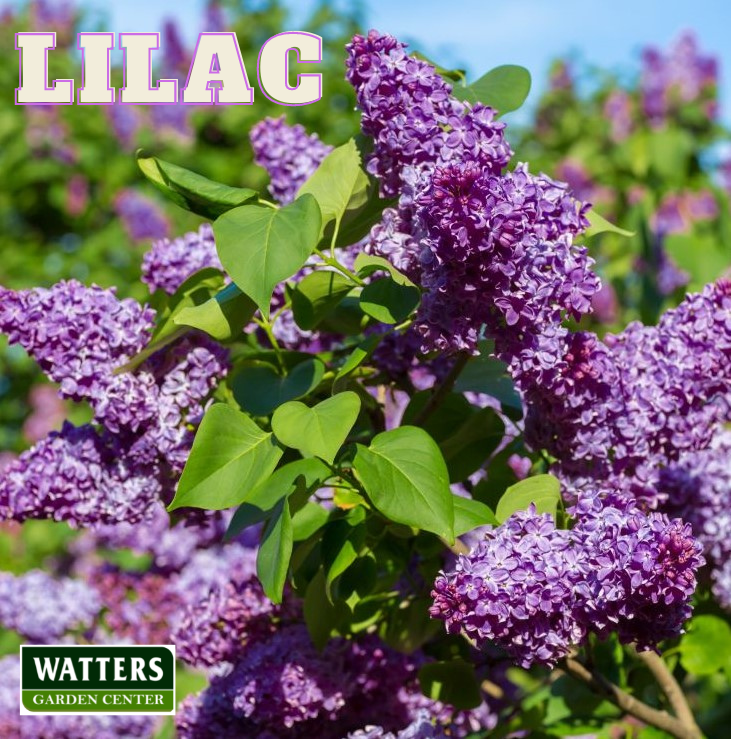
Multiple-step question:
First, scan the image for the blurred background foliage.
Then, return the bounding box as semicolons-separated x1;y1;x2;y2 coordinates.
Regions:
3;4;731;733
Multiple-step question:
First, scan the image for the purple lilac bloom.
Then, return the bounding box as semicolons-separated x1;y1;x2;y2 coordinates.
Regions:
571;492;704;649
0;570;100;641
430;506;587;667
661;431;731;609
114;189;170;242
0;422;161;527
23;384;66;443
203;1;227;32
173;576;279;668
0;655;155;738
431;497;703;666
150;103;194;144
508;280;731;507
415;161;597;352
641;32;718;125
346;32;598;353
348;713;448;738
142;224;221;295
249;116;333;204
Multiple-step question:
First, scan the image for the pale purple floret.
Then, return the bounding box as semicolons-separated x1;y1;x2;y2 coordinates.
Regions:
249;116;333;204
142;224;221;295
0;570;100;642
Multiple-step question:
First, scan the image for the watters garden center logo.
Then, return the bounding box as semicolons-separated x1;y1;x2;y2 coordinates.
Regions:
19;645;175;715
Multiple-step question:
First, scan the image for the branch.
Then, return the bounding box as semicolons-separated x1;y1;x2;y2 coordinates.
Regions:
560;657;701;739
412;351;471;427
632;647;701;736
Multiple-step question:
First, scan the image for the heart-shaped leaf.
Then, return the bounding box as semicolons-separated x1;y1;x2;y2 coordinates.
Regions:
272;391;361;464
353;426;454;541
452;495;498;536
232;358;325;416
170;404;283;511
452;64;531;115
214;194;322;318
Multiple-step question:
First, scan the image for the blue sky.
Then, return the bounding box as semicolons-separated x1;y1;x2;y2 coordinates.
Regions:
12;0;731;121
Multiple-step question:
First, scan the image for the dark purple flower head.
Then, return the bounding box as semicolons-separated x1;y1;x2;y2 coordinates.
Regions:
249;116;333;204
431;505;587;667
432;494;703;666
415;162;597;352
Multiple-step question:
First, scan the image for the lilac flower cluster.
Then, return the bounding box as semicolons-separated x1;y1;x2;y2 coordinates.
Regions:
661;431;731;608
142;224;221;295
0;279;228;527
249;116;333;204
176;624;499;738
0;570;100;642
346;31;599;353
641;32;718;125
0;655;155;738
0;423;162;527
510;280;731;506
431;497;703;667
416;161;597;351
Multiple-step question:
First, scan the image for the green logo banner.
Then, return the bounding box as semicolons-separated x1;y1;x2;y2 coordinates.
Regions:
19;645;176;716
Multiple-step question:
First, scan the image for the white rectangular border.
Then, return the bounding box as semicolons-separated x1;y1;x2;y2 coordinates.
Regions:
19;644;176;716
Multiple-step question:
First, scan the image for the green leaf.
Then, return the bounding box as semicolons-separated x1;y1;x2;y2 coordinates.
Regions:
292;502;329;541
453;495;498;536
585;210;635;238
333;188;397;249
170;404;283;511
290;271;353;330
495;474;561;523
173;283;257;341
680;615;731;676
418;660;482;710
360;277;420;324
353;426;455;541
440;407;504;482
119;268;224;372
412;51;467;84
225;458;330;540
452;65;531;114
354;253;416;287
322;508;367;599
214;194;322;318
257;496;293;603
272;391;361;464
137;151;257;218
454;349;522;413
333;334;383;390
304;569;348;649
232;358;325;416
297;139;369;234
